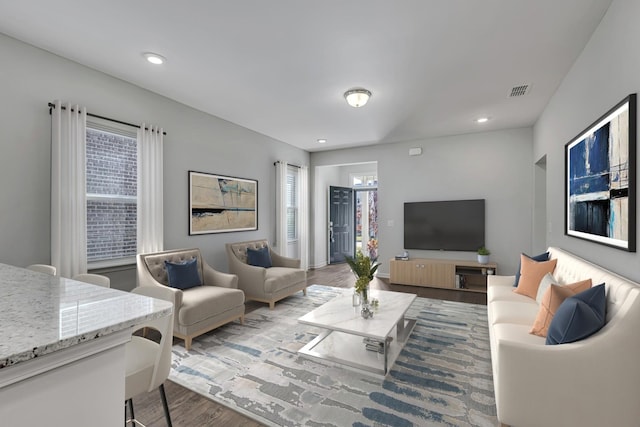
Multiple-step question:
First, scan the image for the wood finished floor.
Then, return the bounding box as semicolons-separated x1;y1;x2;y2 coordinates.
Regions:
130;262;487;426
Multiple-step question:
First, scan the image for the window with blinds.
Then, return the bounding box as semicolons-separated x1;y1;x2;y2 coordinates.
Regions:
86;120;138;267
286;166;298;241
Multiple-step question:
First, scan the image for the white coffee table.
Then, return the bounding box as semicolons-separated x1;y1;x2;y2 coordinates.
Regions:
297;289;417;377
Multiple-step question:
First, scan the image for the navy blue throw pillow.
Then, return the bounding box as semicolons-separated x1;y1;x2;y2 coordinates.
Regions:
514;251;550;287
247;246;272;268
546;283;606;345
164;258;201;290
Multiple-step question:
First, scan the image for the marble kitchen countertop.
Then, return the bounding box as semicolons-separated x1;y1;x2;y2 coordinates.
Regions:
0;263;173;369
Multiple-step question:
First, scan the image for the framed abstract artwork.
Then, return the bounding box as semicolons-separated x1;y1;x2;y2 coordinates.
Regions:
565;94;636;252
189;171;258;235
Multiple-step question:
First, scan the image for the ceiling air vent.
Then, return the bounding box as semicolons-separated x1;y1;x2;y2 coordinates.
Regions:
509;84;530;97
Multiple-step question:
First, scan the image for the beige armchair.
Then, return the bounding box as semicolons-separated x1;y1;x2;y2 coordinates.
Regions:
137;248;245;350
225;239;307;309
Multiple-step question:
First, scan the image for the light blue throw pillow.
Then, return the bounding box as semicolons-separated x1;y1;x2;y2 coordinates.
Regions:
546;283;606;345
164;258;201;290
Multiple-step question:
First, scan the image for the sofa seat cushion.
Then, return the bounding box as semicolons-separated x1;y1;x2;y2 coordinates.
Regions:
490;300;540;326
178;286;244;327
488;284;535;303
493;322;547;347
265;267;306;293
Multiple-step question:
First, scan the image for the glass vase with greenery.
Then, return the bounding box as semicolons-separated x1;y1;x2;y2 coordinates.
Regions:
345;250;379;303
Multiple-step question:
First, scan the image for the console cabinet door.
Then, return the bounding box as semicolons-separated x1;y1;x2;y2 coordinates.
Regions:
423;263;456;288
390;260;455;288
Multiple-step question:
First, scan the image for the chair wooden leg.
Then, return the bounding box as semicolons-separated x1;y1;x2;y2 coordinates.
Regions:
184;336;192;351
240;314;245;324
303;288;307;296
159;384;173;427
269;301;275;310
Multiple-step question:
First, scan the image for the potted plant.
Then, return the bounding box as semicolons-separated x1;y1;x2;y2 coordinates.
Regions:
477;247;491;264
345;250;379;304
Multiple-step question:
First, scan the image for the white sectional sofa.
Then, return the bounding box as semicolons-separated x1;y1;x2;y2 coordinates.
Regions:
487;247;640;427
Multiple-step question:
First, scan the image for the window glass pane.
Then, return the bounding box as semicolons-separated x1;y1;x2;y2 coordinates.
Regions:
287;207;297;240
86;129;137;197
286;167;298;241
86;200;137;261
286;174;296;206
352;173;377;187
86;126;137;262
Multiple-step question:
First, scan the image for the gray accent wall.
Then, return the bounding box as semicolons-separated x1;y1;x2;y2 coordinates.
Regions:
533;0;640;282
311;128;534;278
0;33;308;290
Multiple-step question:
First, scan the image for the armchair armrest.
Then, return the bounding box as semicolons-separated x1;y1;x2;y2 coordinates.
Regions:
270;250;301;269
137;279;184;312
202;262;238;288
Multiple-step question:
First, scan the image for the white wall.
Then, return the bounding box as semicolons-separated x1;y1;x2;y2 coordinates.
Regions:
311;128;534;277
533;0;640;282
0;33;308;290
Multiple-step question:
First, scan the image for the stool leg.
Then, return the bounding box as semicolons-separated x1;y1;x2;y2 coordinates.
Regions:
126;399;135;426
159;384;173;427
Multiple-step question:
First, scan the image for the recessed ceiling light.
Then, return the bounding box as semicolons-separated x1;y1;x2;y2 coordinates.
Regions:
317;139;327;144
143;52;166;65
476;117;490;123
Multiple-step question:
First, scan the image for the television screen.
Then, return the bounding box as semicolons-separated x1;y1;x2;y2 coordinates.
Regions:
404;199;485;251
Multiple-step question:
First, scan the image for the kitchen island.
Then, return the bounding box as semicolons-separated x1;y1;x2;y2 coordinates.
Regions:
0;263;172;426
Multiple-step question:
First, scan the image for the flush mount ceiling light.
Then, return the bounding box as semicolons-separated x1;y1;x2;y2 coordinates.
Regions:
317;138;327;144
475;117;490;123
143;52;166;65
344;88;372;108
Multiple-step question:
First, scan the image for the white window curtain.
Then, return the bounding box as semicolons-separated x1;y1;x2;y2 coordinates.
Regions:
275;161;288;254
51;100;87;278
137;124;164;254
298;165;309;270
275;161;309;270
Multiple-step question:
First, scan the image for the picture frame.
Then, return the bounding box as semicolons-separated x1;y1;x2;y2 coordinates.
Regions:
189;171;258;235
565;94;637;252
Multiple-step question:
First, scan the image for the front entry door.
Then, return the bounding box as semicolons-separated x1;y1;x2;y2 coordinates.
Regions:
328;186;354;264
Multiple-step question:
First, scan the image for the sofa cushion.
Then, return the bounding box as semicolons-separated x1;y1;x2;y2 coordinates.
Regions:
513;255;557;299
489;283;534;303
247;246;273;268
489;300;540;326
178;285;244;326
530;279;592;337
165;258;201;290
514;251;550;287
546;284;606;345
264;267;306;293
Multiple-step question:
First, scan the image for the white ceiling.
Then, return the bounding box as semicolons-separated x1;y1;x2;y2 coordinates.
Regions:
0;0;612;152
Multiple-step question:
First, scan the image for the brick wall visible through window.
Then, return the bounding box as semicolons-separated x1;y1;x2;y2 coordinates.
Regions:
86;127;137;262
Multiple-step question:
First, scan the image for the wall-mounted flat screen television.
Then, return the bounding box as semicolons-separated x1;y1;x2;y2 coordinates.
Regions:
404;199;485;251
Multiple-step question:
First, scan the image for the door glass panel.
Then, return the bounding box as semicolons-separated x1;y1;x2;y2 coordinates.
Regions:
355;189;378;259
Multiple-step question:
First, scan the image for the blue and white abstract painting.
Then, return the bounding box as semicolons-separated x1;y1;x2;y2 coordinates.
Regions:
566;97;634;250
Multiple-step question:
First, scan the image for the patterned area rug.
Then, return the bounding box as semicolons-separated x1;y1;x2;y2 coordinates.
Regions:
170;285;497;427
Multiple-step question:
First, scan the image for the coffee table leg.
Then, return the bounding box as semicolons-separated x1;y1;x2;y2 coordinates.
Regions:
397;315;405;339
